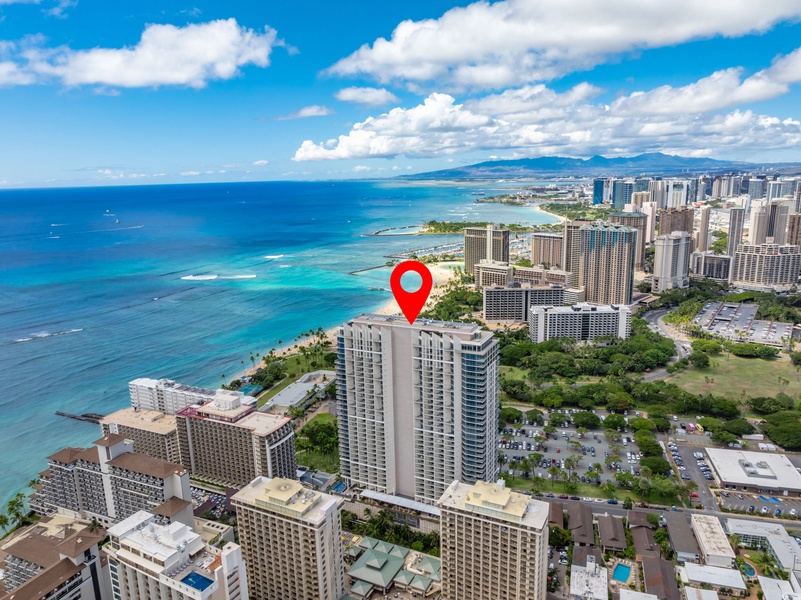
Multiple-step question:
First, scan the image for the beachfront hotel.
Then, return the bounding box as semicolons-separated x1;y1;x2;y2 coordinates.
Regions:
336;315;500;504
129;378;254;415
175;394;295;488
100;407;181;464
463;224;509;276
106;510;248;600
232;477;344;600
437;480;549;600
31;434;193;528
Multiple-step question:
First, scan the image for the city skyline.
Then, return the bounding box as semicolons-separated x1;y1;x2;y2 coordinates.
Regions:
2;1;801;186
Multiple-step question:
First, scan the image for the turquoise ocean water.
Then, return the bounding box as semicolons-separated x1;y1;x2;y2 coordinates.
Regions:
0;180;556;506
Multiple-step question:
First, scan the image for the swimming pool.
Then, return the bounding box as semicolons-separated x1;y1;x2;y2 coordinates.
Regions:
181;572;214;591
743;563;755;577
613;564;631;582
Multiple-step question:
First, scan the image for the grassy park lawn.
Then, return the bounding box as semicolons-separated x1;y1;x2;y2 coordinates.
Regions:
670;355;800;399
295;413;339;473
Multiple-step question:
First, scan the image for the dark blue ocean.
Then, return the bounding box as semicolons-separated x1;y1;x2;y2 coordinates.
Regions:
0;180;556;506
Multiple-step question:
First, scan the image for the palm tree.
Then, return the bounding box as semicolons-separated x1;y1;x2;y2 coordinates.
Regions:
547;466;561;490
0;513;8;533
531;475;546;492
87;518;101;534
753;551;778;576
729;534;740;556
7;493;25;527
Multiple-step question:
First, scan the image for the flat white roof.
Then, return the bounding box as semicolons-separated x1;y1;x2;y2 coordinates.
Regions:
726;519;801;575
705;448;801;492
681;564;746;590
684;588;719;600
570;557;607;600
621;590;659;600
691;515;735;561
758;577;795;600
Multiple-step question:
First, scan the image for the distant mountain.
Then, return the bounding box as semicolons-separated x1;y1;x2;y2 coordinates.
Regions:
400;152;796;180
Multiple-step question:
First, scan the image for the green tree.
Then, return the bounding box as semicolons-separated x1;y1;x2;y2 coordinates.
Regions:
689;352;711;369
711;430;738;445
549;526;572;548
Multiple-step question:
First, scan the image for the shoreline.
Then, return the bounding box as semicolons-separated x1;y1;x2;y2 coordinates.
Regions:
236;262;459;382
533;203;567;224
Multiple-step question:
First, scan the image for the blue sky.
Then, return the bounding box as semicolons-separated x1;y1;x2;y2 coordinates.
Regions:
2;0;801;187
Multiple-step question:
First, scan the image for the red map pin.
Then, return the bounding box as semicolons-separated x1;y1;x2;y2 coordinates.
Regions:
390;260;433;324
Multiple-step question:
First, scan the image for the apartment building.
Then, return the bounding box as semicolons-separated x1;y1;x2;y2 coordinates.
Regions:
0;515;110;599
106;510;248;600
483;284;583;323
727;208;746;257
474;260;514;287
464;224;509;276
176;395;295;488
653;232;692;293
100;407;180;464
337;315;499;504
32;434;192;528
528;304;631;343
438;480;549;600
730;244;801;291
562;219;591;276
690;514;736;568
232;477;344;600
659;206;694;235
579;222;636;305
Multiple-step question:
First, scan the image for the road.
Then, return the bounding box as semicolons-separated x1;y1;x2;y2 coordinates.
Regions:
643;307;691;361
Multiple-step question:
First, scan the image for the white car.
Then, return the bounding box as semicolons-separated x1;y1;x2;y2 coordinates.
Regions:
583;497;593;502
677;466;686;470
594;498;605;503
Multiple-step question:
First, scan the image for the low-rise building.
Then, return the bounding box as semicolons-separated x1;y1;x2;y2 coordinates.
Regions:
757;577;799;600
567;503;594;547
706;449;801;497
679;564;746;596
725;519;801;580
570;555;607;600
684;588;720;600
529;303;631;343
106;510;248;600
691;515;736;568
664;512;701;564
621;591;659;600
597;514;627;553
643;556;681;600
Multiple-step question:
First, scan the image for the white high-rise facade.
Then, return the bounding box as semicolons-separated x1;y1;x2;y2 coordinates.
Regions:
129;378;253;415
653;232;692;293
696;205;710;252
106;511;248;600
337;315;499;504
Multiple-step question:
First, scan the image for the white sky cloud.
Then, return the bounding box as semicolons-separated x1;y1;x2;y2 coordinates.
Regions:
17;19;279;88
276;105;333;120
295;50;801;162
334;86;399;107
328;0;801;90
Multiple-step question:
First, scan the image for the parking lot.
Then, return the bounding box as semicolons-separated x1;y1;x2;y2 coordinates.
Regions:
693;302;793;345
499;409;646;486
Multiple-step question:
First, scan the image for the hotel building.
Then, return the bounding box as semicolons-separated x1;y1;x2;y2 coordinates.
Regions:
579;222;636;305
176;395;295;488
530;233;563;268
106;510;248;600
483;284;583;323
438;480;549;600
528;304;631;343
100;407;181;464
659;206;694;235
32;434;192;528
652;232;692;293
464;224;509;276
609;211;648;270
337;315;499;504
232;477;344;600
729;244;801;291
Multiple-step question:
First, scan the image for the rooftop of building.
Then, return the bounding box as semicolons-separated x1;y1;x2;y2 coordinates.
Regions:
705;448;801;491
93;433;126;447
690;515;735;559
437;480;548;529
530;303;630;314
0;558;83;600
664;512;701;557
757;577;796;600
620;590;659;600
45;447;84;464
2;521;102;568
597;514;627;550
100;407;177;434
642;556;681;600
346;314;489;340
680;563;746;590
570;555;607;600
108;511;203;565
725;519;801;573
231;476;343;526
684;588;720;600
107;452;186;479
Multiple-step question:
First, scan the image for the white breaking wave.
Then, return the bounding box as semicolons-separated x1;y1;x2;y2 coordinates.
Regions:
15;328;83;342
279;265;291;268
264;254;284;259
181;274;218;281
221;275;257;280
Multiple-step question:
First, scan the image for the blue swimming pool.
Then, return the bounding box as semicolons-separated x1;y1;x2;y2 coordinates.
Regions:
613;564;631;582
332;481;346;493
182;572;214;591
743;563;756;577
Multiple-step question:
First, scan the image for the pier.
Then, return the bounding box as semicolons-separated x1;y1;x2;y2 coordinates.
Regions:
56;411;104;424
